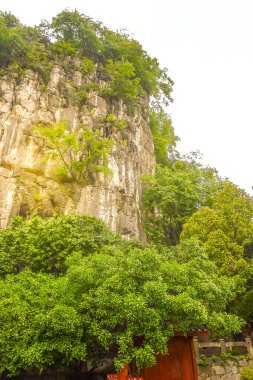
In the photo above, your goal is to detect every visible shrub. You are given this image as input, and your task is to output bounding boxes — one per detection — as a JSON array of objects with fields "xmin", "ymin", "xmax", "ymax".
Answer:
[
  {"xmin": 34, "ymin": 121, "xmax": 113, "ymax": 183},
  {"xmin": 241, "ymin": 367, "xmax": 253, "ymax": 380}
]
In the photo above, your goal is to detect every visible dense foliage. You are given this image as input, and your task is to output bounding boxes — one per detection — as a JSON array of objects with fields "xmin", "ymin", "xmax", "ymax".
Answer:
[
  {"xmin": 0, "ymin": 215, "xmax": 119, "ymax": 276},
  {"xmin": 181, "ymin": 182, "xmax": 253, "ymax": 275},
  {"xmin": 0, "ymin": 216, "xmax": 243, "ymax": 376},
  {"xmin": 0, "ymin": 10, "xmax": 173, "ymax": 107},
  {"xmin": 143, "ymin": 110, "xmax": 253, "ymax": 330},
  {"xmin": 143, "ymin": 154, "xmax": 223, "ymax": 247},
  {"xmin": 34, "ymin": 121, "xmax": 113, "ymax": 184},
  {"xmin": 0, "ymin": 271, "xmax": 86, "ymax": 376},
  {"xmin": 149, "ymin": 109, "xmax": 178, "ymax": 166}
]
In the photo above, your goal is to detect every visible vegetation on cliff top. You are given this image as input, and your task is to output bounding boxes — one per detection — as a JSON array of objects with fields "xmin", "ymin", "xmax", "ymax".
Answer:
[{"xmin": 0, "ymin": 9, "xmax": 173, "ymax": 107}]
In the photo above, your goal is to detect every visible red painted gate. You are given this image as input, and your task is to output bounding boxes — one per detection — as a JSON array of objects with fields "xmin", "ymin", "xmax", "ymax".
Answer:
[{"xmin": 143, "ymin": 337, "xmax": 198, "ymax": 380}]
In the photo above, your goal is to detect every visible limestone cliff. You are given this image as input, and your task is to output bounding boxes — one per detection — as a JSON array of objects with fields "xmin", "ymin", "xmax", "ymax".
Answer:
[{"xmin": 0, "ymin": 61, "xmax": 154, "ymax": 240}]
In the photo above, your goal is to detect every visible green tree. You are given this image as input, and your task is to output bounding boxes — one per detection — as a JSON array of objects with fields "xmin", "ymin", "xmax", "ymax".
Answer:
[
  {"xmin": 56, "ymin": 242, "xmax": 243, "ymax": 369},
  {"xmin": 180, "ymin": 182, "xmax": 253, "ymax": 323},
  {"xmin": 46, "ymin": 9, "xmax": 103, "ymax": 58},
  {"xmin": 35, "ymin": 121, "xmax": 113, "ymax": 183},
  {"xmin": 181, "ymin": 182, "xmax": 253, "ymax": 290},
  {"xmin": 0, "ymin": 11, "xmax": 20, "ymax": 28},
  {"xmin": 149, "ymin": 109, "xmax": 178, "ymax": 166},
  {"xmin": 101, "ymin": 28, "xmax": 173, "ymax": 104},
  {"xmin": 0, "ymin": 214, "xmax": 119, "ymax": 276},
  {"xmin": 0, "ymin": 242, "xmax": 243, "ymax": 376},
  {"xmin": 0, "ymin": 270, "xmax": 86, "ymax": 376},
  {"xmin": 0, "ymin": 20, "xmax": 28, "ymax": 68},
  {"xmin": 143, "ymin": 164, "xmax": 200, "ymax": 246},
  {"xmin": 102, "ymin": 60, "xmax": 142, "ymax": 104},
  {"xmin": 143, "ymin": 155, "xmax": 222, "ymax": 247},
  {"xmin": 212, "ymin": 182, "xmax": 253, "ymax": 245},
  {"xmin": 0, "ymin": 15, "xmax": 53, "ymax": 81}
]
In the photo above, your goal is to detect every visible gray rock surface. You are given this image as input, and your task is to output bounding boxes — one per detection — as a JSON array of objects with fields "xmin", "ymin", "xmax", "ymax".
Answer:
[{"xmin": 0, "ymin": 63, "xmax": 154, "ymax": 240}]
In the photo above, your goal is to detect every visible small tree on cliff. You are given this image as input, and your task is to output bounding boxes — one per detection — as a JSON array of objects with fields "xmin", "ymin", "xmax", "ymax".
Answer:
[{"xmin": 35, "ymin": 121, "xmax": 113, "ymax": 184}]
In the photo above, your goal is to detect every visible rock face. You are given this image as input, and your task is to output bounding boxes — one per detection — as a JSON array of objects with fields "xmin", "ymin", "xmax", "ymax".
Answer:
[{"xmin": 0, "ymin": 62, "xmax": 154, "ymax": 240}]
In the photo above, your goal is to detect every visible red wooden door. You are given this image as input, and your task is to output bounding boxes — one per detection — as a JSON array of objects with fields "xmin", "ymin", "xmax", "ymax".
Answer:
[{"xmin": 143, "ymin": 337, "xmax": 197, "ymax": 380}]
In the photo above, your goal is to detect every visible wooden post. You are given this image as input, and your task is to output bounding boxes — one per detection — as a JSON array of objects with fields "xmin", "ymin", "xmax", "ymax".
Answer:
[
  {"xmin": 219, "ymin": 338, "xmax": 226, "ymax": 353},
  {"xmin": 245, "ymin": 337, "xmax": 253, "ymax": 358},
  {"xmin": 192, "ymin": 336, "xmax": 200, "ymax": 360},
  {"xmin": 118, "ymin": 364, "xmax": 128, "ymax": 380}
]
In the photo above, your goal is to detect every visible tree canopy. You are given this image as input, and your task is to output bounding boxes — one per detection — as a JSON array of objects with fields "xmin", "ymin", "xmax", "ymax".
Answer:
[
  {"xmin": 181, "ymin": 182, "xmax": 253, "ymax": 278},
  {"xmin": 143, "ymin": 154, "xmax": 223, "ymax": 247},
  {"xmin": 0, "ymin": 218, "xmax": 243, "ymax": 375},
  {"xmin": 0, "ymin": 214, "xmax": 119, "ymax": 276}
]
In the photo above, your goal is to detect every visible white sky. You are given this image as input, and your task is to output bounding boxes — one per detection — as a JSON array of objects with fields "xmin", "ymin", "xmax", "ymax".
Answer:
[{"xmin": 1, "ymin": 0, "xmax": 253, "ymax": 193}]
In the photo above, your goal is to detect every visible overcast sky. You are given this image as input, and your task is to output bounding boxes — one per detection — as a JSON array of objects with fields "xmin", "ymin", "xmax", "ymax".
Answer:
[{"xmin": 1, "ymin": 0, "xmax": 253, "ymax": 193}]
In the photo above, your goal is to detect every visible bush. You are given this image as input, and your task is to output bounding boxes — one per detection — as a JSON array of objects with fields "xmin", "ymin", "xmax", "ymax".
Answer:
[
  {"xmin": 34, "ymin": 121, "xmax": 113, "ymax": 183},
  {"xmin": 80, "ymin": 57, "xmax": 95, "ymax": 76},
  {"xmin": 241, "ymin": 367, "xmax": 253, "ymax": 380},
  {"xmin": 51, "ymin": 40, "xmax": 78, "ymax": 57},
  {"xmin": 102, "ymin": 60, "xmax": 142, "ymax": 105}
]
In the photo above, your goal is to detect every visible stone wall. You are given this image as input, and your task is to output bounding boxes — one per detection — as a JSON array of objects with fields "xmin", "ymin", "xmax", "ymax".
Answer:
[
  {"xmin": 198, "ymin": 358, "xmax": 253, "ymax": 380},
  {"xmin": 0, "ymin": 61, "xmax": 155, "ymax": 240},
  {"xmin": 194, "ymin": 336, "xmax": 253, "ymax": 380}
]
